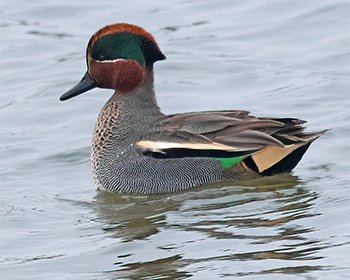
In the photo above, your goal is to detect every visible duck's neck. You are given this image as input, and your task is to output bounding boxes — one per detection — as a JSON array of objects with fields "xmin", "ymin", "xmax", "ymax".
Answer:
[
  {"xmin": 92, "ymin": 68, "xmax": 164, "ymax": 158},
  {"xmin": 120, "ymin": 67, "xmax": 160, "ymax": 109}
]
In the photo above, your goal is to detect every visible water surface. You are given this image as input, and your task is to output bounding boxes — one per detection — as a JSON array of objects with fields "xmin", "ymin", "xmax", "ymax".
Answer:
[{"xmin": 1, "ymin": 0, "xmax": 349, "ymax": 279}]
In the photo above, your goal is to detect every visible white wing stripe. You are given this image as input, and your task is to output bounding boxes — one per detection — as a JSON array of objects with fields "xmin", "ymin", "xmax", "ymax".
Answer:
[{"xmin": 136, "ymin": 140, "xmax": 237, "ymax": 152}]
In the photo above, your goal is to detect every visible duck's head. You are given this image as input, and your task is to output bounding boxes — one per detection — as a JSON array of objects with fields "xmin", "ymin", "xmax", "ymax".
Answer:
[{"xmin": 60, "ymin": 23, "xmax": 165, "ymax": 101}]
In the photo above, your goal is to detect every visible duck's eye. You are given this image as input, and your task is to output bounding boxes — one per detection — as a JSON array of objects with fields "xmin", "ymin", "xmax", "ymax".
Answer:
[{"xmin": 99, "ymin": 54, "xmax": 105, "ymax": 61}]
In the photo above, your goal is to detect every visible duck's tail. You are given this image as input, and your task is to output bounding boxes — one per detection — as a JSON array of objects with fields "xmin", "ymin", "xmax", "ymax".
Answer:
[{"xmin": 243, "ymin": 129, "xmax": 328, "ymax": 176}]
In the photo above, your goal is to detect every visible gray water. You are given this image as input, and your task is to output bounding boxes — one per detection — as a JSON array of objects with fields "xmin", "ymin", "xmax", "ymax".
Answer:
[{"xmin": 1, "ymin": 0, "xmax": 349, "ymax": 279}]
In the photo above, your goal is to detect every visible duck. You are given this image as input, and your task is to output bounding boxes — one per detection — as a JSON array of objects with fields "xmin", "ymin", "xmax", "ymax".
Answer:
[{"xmin": 60, "ymin": 23, "xmax": 326, "ymax": 194}]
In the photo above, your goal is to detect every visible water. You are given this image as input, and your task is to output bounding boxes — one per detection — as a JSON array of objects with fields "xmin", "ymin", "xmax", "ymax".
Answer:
[{"xmin": 1, "ymin": 0, "xmax": 349, "ymax": 279}]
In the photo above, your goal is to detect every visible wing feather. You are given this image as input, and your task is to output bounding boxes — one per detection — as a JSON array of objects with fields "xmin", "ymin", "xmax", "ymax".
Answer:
[{"xmin": 136, "ymin": 110, "xmax": 325, "ymax": 162}]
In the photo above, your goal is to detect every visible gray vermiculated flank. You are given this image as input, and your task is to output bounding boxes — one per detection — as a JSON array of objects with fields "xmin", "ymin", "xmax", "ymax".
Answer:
[{"xmin": 91, "ymin": 72, "xmax": 224, "ymax": 194}]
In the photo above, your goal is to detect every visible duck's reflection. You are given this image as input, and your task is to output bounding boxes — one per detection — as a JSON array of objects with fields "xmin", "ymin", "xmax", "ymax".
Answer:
[{"xmin": 93, "ymin": 174, "xmax": 324, "ymax": 278}]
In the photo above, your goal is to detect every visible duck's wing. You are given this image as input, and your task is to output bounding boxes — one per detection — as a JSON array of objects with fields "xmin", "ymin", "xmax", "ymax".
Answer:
[
  {"xmin": 137, "ymin": 110, "xmax": 280, "ymax": 156},
  {"xmin": 136, "ymin": 110, "xmax": 327, "ymax": 174}
]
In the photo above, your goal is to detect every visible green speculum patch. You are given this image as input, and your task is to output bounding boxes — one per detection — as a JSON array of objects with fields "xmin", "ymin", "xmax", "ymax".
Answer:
[
  {"xmin": 91, "ymin": 32, "xmax": 145, "ymax": 65},
  {"xmin": 217, "ymin": 156, "xmax": 246, "ymax": 169}
]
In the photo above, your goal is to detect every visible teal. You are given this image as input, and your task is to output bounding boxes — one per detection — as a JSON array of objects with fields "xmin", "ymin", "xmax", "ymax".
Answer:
[{"xmin": 60, "ymin": 23, "xmax": 326, "ymax": 194}]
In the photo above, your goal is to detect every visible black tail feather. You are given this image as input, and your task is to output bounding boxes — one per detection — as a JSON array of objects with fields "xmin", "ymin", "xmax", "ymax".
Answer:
[
  {"xmin": 261, "ymin": 143, "xmax": 312, "ymax": 176},
  {"xmin": 243, "ymin": 143, "xmax": 312, "ymax": 176}
]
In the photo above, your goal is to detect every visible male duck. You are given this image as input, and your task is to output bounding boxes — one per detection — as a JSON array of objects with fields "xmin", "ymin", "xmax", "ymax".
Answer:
[{"xmin": 60, "ymin": 23, "xmax": 325, "ymax": 194}]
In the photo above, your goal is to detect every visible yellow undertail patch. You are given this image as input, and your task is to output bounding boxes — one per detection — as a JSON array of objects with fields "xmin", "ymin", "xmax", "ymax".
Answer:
[{"xmin": 251, "ymin": 143, "xmax": 304, "ymax": 173}]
